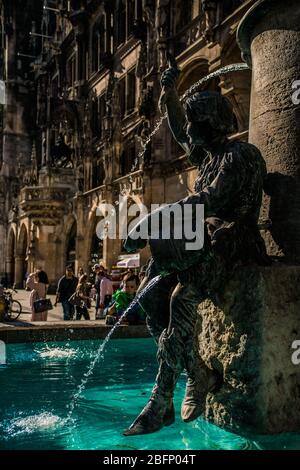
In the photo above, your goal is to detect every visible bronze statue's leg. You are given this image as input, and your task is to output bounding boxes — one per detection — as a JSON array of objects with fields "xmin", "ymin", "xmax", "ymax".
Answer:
[
  {"xmin": 123, "ymin": 275, "xmax": 220, "ymax": 435},
  {"xmin": 166, "ymin": 281, "xmax": 222, "ymax": 423},
  {"xmin": 123, "ymin": 262, "xmax": 179, "ymax": 436},
  {"xmin": 137, "ymin": 258, "xmax": 178, "ymax": 340}
]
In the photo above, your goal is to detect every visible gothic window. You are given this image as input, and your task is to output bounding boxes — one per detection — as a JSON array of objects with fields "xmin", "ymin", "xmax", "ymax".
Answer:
[
  {"xmin": 116, "ymin": 0, "xmax": 126, "ymax": 46},
  {"xmin": 119, "ymin": 69, "xmax": 137, "ymax": 119},
  {"xmin": 92, "ymin": 16, "xmax": 105, "ymax": 73},
  {"xmin": 127, "ymin": 0, "xmax": 135, "ymax": 38},
  {"xmin": 174, "ymin": 0, "xmax": 193, "ymax": 34},
  {"xmin": 127, "ymin": 68, "xmax": 136, "ymax": 114},
  {"xmin": 109, "ymin": 13, "xmax": 114, "ymax": 54},
  {"xmin": 116, "ymin": 0, "xmax": 136, "ymax": 45},
  {"xmin": 92, "ymin": 99, "xmax": 99, "ymax": 137},
  {"xmin": 99, "ymin": 94, "xmax": 106, "ymax": 138},
  {"xmin": 92, "ymin": 94, "xmax": 106, "ymax": 139},
  {"xmin": 92, "ymin": 158, "xmax": 105, "ymax": 188},
  {"xmin": 120, "ymin": 143, "xmax": 136, "ymax": 176},
  {"xmin": 119, "ymin": 77, "xmax": 126, "ymax": 119}
]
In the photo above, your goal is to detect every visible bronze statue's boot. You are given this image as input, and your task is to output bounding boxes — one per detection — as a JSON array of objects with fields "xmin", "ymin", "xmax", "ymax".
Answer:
[
  {"xmin": 124, "ymin": 329, "xmax": 182, "ymax": 436},
  {"xmin": 123, "ymin": 384, "xmax": 174, "ymax": 436},
  {"xmin": 181, "ymin": 366, "xmax": 223, "ymax": 423}
]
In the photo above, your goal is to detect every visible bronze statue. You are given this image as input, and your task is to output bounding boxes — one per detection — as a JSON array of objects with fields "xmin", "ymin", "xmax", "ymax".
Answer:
[{"xmin": 123, "ymin": 60, "xmax": 270, "ymax": 436}]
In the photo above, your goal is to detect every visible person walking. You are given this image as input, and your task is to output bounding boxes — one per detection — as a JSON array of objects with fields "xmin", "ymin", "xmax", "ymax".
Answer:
[
  {"xmin": 93, "ymin": 264, "xmax": 105, "ymax": 318},
  {"xmin": 26, "ymin": 270, "xmax": 49, "ymax": 321},
  {"xmin": 98, "ymin": 272, "xmax": 113, "ymax": 319},
  {"xmin": 55, "ymin": 266, "xmax": 78, "ymax": 321},
  {"xmin": 75, "ymin": 274, "xmax": 91, "ymax": 320},
  {"xmin": 77, "ymin": 267, "xmax": 85, "ymax": 277}
]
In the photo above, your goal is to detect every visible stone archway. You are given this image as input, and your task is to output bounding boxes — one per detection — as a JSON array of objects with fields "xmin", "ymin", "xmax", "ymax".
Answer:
[
  {"xmin": 177, "ymin": 57, "xmax": 216, "ymax": 96},
  {"xmin": 6, "ymin": 229, "xmax": 16, "ymax": 287}
]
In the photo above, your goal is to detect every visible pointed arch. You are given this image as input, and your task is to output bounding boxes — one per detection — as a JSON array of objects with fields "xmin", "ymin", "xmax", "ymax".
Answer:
[{"xmin": 177, "ymin": 57, "xmax": 218, "ymax": 96}]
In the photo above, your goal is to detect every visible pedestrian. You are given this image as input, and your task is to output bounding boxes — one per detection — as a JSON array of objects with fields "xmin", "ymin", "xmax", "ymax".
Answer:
[
  {"xmin": 75, "ymin": 274, "xmax": 91, "ymax": 320},
  {"xmin": 97, "ymin": 272, "xmax": 113, "ymax": 319},
  {"xmin": 55, "ymin": 266, "xmax": 78, "ymax": 321},
  {"xmin": 26, "ymin": 270, "xmax": 49, "ymax": 321},
  {"xmin": 93, "ymin": 264, "xmax": 105, "ymax": 318},
  {"xmin": 24, "ymin": 271, "xmax": 29, "ymax": 289},
  {"xmin": 77, "ymin": 267, "xmax": 85, "ymax": 277}
]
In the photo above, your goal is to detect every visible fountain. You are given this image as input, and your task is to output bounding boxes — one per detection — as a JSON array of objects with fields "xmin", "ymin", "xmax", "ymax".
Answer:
[
  {"xmin": 196, "ymin": 0, "xmax": 300, "ymax": 435},
  {"xmin": 67, "ymin": 63, "xmax": 251, "ymax": 422},
  {"xmin": 24, "ymin": 3, "xmax": 300, "ymax": 436}
]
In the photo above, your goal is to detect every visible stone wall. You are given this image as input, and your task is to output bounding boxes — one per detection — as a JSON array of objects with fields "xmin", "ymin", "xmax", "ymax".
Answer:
[{"xmin": 197, "ymin": 264, "xmax": 300, "ymax": 434}]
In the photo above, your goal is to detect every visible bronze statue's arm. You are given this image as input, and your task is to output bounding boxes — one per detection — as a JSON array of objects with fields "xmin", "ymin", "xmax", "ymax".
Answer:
[
  {"xmin": 159, "ymin": 62, "xmax": 190, "ymax": 153},
  {"xmin": 164, "ymin": 89, "xmax": 190, "ymax": 152}
]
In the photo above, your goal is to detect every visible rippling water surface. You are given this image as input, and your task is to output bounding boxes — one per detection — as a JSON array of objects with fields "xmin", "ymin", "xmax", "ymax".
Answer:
[{"xmin": 0, "ymin": 339, "xmax": 299, "ymax": 450}]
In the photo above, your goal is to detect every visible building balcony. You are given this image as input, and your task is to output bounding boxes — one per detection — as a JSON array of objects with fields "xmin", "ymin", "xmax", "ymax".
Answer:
[{"xmin": 172, "ymin": 14, "xmax": 206, "ymax": 58}]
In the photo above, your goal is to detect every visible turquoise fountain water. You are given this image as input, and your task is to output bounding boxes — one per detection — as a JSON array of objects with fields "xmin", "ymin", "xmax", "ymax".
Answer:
[{"xmin": 1, "ymin": 338, "xmax": 300, "ymax": 450}]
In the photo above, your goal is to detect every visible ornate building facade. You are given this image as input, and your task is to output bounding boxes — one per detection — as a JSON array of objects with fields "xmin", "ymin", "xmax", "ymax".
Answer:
[{"xmin": 0, "ymin": 0, "xmax": 253, "ymax": 288}]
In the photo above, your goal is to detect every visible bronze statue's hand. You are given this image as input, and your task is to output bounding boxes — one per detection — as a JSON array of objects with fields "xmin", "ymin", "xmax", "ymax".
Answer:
[
  {"xmin": 160, "ymin": 67, "xmax": 179, "ymax": 90},
  {"xmin": 124, "ymin": 215, "xmax": 149, "ymax": 253},
  {"xmin": 180, "ymin": 194, "xmax": 202, "ymax": 206},
  {"xmin": 159, "ymin": 68, "xmax": 179, "ymax": 114},
  {"xmin": 123, "ymin": 236, "xmax": 147, "ymax": 253}
]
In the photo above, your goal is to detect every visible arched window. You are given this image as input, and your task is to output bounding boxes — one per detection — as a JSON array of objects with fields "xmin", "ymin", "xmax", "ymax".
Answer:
[
  {"xmin": 116, "ymin": 0, "xmax": 136, "ymax": 46},
  {"xmin": 92, "ymin": 158, "xmax": 105, "ymax": 188},
  {"xmin": 116, "ymin": 0, "xmax": 126, "ymax": 46},
  {"xmin": 118, "ymin": 69, "xmax": 137, "ymax": 119},
  {"xmin": 91, "ymin": 94, "xmax": 106, "ymax": 138},
  {"xmin": 92, "ymin": 16, "xmax": 105, "ymax": 72},
  {"xmin": 120, "ymin": 143, "xmax": 136, "ymax": 176},
  {"xmin": 174, "ymin": 0, "xmax": 193, "ymax": 34}
]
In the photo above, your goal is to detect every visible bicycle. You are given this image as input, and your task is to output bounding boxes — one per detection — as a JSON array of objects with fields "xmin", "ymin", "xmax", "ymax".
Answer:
[{"xmin": 0, "ymin": 288, "xmax": 22, "ymax": 321}]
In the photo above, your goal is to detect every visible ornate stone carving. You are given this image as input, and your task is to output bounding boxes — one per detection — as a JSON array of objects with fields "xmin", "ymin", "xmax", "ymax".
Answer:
[
  {"xmin": 202, "ymin": 0, "xmax": 218, "ymax": 42},
  {"xmin": 51, "ymin": 133, "xmax": 74, "ymax": 168}
]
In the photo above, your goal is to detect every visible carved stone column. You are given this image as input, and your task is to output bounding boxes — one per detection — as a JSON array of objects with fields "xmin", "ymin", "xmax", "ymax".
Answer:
[
  {"xmin": 237, "ymin": 0, "xmax": 300, "ymax": 262},
  {"xmin": 14, "ymin": 256, "xmax": 25, "ymax": 289}
]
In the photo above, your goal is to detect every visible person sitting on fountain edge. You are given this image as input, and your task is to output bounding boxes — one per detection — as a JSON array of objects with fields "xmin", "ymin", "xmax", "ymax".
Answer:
[{"xmin": 122, "ymin": 59, "xmax": 271, "ymax": 436}]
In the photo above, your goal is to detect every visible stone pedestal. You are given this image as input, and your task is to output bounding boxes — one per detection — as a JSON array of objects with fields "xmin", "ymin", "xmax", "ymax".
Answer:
[
  {"xmin": 198, "ymin": 265, "xmax": 300, "ymax": 434},
  {"xmin": 237, "ymin": 0, "xmax": 300, "ymax": 262}
]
